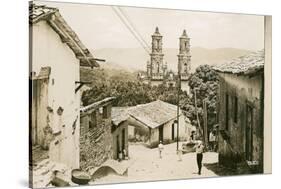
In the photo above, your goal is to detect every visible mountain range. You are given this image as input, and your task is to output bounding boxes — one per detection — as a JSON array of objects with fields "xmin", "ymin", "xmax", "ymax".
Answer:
[{"xmin": 91, "ymin": 47, "xmax": 252, "ymax": 72}]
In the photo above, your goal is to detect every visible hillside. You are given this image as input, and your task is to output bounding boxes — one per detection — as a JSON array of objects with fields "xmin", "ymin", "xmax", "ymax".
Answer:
[{"xmin": 91, "ymin": 47, "xmax": 251, "ymax": 72}]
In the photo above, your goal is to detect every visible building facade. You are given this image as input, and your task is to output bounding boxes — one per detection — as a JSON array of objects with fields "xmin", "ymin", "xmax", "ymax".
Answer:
[
  {"xmin": 214, "ymin": 50, "xmax": 264, "ymax": 172},
  {"xmin": 127, "ymin": 100, "xmax": 192, "ymax": 148},
  {"xmin": 144, "ymin": 28, "xmax": 191, "ymax": 93},
  {"xmin": 80, "ymin": 97, "xmax": 114, "ymax": 169},
  {"xmin": 111, "ymin": 107, "xmax": 129, "ymax": 160},
  {"xmin": 80, "ymin": 97, "xmax": 129, "ymax": 169},
  {"xmin": 30, "ymin": 3, "xmax": 99, "ymax": 168},
  {"xmin": 29, "ymin": 4, "xmax": 99, "ymax": 187}
]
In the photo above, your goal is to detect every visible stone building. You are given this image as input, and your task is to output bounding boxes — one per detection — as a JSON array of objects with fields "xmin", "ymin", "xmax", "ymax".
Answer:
[
  {"xmin": 144, "ymin": 27, "xmax": 191, "ymax": 93},
  {"xmin": 214, "ymin": 50, "xmax": 264, "ymax": 172},
  {"xmin": 127, "ymin": 100, "xmax": 192, "ymax": 148},
  {"xmin": 80, "ymin": 97, "xmax": 129, "ymax": 169},
  {"xmin": 80, "ymin": 97, "xmax": 115, "ymax": 169}
]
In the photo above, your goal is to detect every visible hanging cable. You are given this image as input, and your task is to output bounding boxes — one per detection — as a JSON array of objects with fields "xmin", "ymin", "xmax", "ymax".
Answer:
[
  {"xmin": 117, "ymin": 7, "xmax": 151, "ymax": 51},
  {"xmin": 111, "ymin": 6, "xmax": 151, "ymax": 55}
]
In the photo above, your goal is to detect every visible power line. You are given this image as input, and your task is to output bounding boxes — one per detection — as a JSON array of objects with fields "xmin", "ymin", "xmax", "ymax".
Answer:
[
  {"xmin": 117, "ymin": 7, "xmax": 151, "ymax": 51},
  {"xmin": 111, "ymin": 6, "xmax": 150, "ymax": 55}
]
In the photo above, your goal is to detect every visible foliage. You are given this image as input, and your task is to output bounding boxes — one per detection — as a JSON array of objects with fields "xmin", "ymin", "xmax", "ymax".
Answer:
[
  {"xmin": 187, "ymin": 65, "xmax": 219, "ymax": 130},
  {"xmin": 81, "ymin": 65, "xmax": 219, "ymax": 132},
  {"xmin": 80, "ymin": 68, "xmax": 189, "ymax": 107}
]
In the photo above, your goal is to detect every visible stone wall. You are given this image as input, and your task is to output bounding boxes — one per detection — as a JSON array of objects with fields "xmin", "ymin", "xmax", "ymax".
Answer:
[
  {"xmin": 80, "ymin": 110, "xmax": 113, "ymax": 170},
  {"xmin": 217, "ymin": 73, "xmax": 263, "ymax": 172}
]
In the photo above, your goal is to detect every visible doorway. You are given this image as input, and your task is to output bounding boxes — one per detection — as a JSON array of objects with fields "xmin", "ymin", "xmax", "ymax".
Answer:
[
  {"xmin": 116, "ymin": 135, "xmax": 120, "ymax": 159},
  {"xmin": 159, "ymin": 125, "xmax": 164, "ymax": 143},
  {"xmin": 171, "ymin": 123, "xmax": 175, "ymax": 140},
  {"xmin": 122, "ymin": 128, "xmax": 125, "ymax": 152},
  {"xmin": 246, "ymin": 104, "xmax": 253, "ymax": 161}
]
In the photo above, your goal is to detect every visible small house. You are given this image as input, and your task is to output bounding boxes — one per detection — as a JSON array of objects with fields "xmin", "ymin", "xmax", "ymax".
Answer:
[{"xmin": 128, "ymin": 100, "xmax": 192, "ymax": 147}]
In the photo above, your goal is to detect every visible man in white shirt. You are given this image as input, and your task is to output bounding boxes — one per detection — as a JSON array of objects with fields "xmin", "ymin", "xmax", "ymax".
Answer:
[
  {"xmin": 209, "ymin": 130, "xmax": 216, "ymax": 151},
  {"xmin": 194, "ymin": 140, "xmax": 204, "ymax": 175},
  {"xmin": 158, "ymin": 141, "xmax": 164, "ymax": 159}
]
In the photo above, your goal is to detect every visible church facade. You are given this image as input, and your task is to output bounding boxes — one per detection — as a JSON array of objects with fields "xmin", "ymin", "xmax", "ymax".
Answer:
[{"xmin": 143, "ymin": 27, "xmax": 191, "ymax": 93}]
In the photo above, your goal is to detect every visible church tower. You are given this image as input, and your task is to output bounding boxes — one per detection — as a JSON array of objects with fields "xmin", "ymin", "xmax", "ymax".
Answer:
[
  {"xmin": 178, "ymin": 29, "xmax": 191, "ymax": 81},
  {"xmin": 150, "ymin": 27, "xmax": 164, "ymax": 80}
]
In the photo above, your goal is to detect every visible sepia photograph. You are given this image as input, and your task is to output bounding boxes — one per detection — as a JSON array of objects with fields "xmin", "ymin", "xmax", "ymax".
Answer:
[{"xmin": 29, "ymin": 0, "xmax": 272, "ymax": 188}]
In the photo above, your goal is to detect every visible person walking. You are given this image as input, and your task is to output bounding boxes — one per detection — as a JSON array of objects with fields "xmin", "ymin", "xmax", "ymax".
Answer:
[
  {"xmin": 209, "ymin": 130, "xmax": 216, "ymax": 151},
  {"xmin": 158, "ymin": 141, "xmax": 164, "ymax": 159},
  {"xmin": 177, "ymin": 143, "xmax": 183, "ymax": 161},
  {"xmin": 194, "ymin": 140, "xmax": 204, "ymax": 175}
]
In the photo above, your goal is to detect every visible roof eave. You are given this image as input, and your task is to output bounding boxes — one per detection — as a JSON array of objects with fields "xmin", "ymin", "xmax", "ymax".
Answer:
[{"xmin": 30, "ymin": 4, "xmax": 101, "ymax": 68}]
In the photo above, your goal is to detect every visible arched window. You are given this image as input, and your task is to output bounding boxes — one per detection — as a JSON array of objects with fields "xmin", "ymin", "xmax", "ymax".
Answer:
[{"xmin": 184, "ymin": 63, "xmax": 188, "ymax": 72}]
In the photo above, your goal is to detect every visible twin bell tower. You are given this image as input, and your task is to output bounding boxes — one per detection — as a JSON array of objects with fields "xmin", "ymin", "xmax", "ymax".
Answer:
[{"xmin": 145, "ymin": 27, "xmax": 191, "ymax": 92}]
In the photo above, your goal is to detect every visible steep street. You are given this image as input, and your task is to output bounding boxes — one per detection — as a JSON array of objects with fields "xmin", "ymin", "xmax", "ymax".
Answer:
[{"xmin": 93, "ymin": 142, "xmax": 218, "ymax": 184}]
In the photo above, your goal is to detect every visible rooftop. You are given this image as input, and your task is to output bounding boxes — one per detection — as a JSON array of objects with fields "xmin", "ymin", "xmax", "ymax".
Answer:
[
  {"xmin": 128, "ymin": 100, "xmax": 180, "ymax": 129},
  {"xmin": 213, "ymin": 50, "xmax": 264, "ymax": 75},
  {"xmin": 111, "ymin": 107, "xmax": 130, "ymax": 126},
  {"xmin": 29, "ymin": 4, "xmax": 100, "ymax": 68},
  {"xmin": 80, "ymin": 97, "xmax": 116, "ymax": 113}
]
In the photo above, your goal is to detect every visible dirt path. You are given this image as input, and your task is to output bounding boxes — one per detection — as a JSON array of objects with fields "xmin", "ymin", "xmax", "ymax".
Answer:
[{"xmin": 93, "ymin": 142, "xmax": 218, "ymax": 184}]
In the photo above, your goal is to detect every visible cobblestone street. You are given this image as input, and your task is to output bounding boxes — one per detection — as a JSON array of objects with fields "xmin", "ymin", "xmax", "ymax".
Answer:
[{"xmin": 93, "ymin": 142, "xmax": 218, "ymax": 184}]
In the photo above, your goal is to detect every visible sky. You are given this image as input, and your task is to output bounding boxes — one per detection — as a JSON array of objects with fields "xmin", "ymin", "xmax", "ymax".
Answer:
[{"xmin": 37, "ymin": 1, "xmax": 265, "ymax": 51}]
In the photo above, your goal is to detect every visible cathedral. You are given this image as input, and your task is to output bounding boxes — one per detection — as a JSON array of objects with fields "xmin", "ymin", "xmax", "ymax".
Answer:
[{"xmin": 143, "ymin": 27, "xmax": 191, "ymax": 93}]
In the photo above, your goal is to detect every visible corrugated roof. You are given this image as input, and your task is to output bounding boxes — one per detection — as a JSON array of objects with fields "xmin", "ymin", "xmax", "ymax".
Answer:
[
  {"xmin": 128, "ymin": 100, "xmax": 180, "ymax": 129},
  {"xmin": 29, "ymin": 3, "xmax": 99, "ymax": 68},
  {"xmin": 213, "ymin": 50, "xmax": 264, "ymax": 75}
]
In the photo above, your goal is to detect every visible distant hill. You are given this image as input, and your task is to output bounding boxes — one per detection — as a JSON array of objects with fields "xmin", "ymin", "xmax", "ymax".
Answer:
[{"xmin": 91, "ymin": 47, "xmax": 251, "ymax": 73}]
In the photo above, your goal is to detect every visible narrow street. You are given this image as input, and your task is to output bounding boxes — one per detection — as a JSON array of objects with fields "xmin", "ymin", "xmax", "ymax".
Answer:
[{"xmin": 93, "ymin": 142, "xmax": 218, "ymax": 184}]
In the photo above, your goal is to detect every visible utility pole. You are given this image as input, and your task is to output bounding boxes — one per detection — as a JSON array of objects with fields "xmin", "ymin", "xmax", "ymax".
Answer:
[
  {"xmin": 194, "ymin": 88, "xmax": 203, "ymax": 138},
  {"xmin": 176, "ymin": 74, "xmax": 181, "ymax": 151},
  {"xmin": 203, "ymin": 99, "xmax": 208, "ymax": 144}
]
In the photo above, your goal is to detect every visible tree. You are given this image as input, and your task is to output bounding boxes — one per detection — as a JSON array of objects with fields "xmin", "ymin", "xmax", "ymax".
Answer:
[{"xmin": 186, "ymin": 65, "xmax": 219, "ymax": 131}]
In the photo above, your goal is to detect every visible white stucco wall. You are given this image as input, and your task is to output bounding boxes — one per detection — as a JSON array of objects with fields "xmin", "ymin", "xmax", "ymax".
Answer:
[
  {"xmin": 163, "ymin": 115, "xmax": 190, "ymax": 141},
  {"xmin": 149, "ymin": 114, "xmax": 191, "ymax": 146},
  {"xmin": 31, "ymin": 21, "xmax": 80, "ymax": 169}
]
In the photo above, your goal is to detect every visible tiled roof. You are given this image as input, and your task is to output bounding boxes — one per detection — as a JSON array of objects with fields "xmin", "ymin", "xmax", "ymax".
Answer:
[
  {"xmin": 128, "ymin": 100, "xmax": 180, "ymax": 129},
  {"xmin": 29, "ymin": 4, "xmax": 99, "ymax": 68},
  {"xmin": 111, "ymin": 107, "xmax": 130, "ymax": 126},
  {"xmin": 213, "ymin": 50, "xmax": 264, "ymax": 75}
]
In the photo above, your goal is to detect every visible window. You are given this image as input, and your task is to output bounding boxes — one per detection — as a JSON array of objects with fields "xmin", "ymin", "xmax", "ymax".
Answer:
[
  {"xmin": 225, "ymin": 94, "xmax": 229, "ymax": 130},
  {"xmin": 233, "ymin": 96, "xmax": 238, "ymax": 124},
  {"xmin": 103, "ymin": 105, "xmax": 111, "ymax": 119}
]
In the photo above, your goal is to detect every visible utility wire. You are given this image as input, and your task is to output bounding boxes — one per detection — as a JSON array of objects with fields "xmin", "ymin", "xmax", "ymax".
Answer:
[
  {"xmin": 111, "ymin": 6, "xmax": 151, "ymax": 55},
  {"xmin": 117, "ymin": 7, "xmax": 151, "ymax": 51}
]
